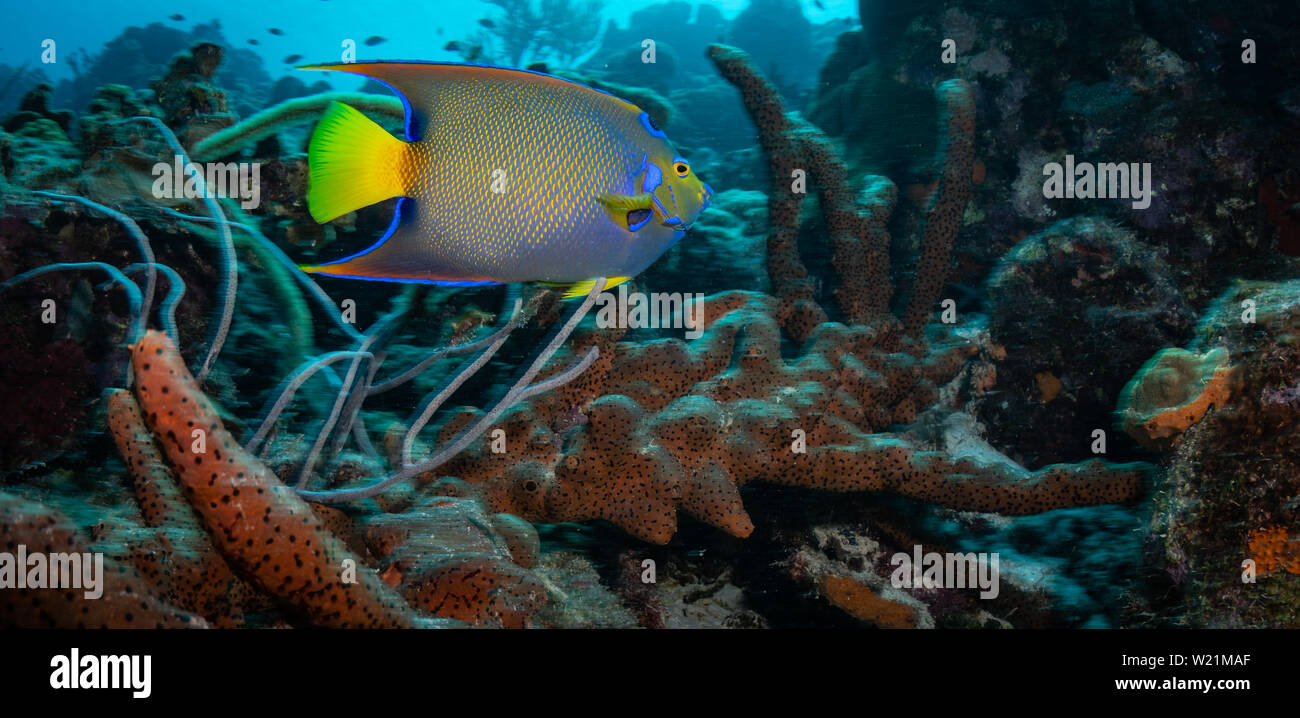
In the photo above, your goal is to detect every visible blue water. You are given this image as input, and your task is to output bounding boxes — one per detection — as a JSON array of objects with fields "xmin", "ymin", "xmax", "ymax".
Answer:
[{"xmin": 2, "ymin": 0, "xmax": 857, "ymax": 84}]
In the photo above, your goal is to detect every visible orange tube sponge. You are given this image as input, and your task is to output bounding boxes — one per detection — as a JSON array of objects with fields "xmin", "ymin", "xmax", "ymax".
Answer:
[
  {"xmin": 107, "ymin": 388, "xmax": 193, "ymax": 529},
  {"xmin": 707, "ymin": 44, "xmax": 827, "ymax": 341},
  {"xmin": 899, "ymin": 79, "xmax": 976, "ymax": 337},
  {"xmin": 707, "ymin": 44, "xmax": 974, "ymax": 339},
  {"xmin": 128, "ymin": 330, "xmax": 420, "ymax": 628},
  {"xmin": 107, "ymin": 387, "xmax": 267, "ymax": 625}
]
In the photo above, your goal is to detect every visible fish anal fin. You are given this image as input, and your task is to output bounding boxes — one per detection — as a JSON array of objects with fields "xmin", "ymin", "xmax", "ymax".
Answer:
[
  {"xmin": 299, "ymin": 197, "xmax": 497, "ymax": 285},
  {"xmin": 562, "ymin": 277, "xmax": 630, "ymax": 299}
]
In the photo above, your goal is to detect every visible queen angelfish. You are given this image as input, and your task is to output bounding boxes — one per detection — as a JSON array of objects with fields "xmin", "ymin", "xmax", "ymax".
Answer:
[{"xmin": 299, "ymin": 61, "xmax": 713, "ymax": 297}]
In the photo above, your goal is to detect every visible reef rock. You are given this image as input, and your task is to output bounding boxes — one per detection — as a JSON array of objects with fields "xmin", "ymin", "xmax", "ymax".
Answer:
[
  {"xmin": 981, "ymin": 216, "xmax": 1194, "ymax": 466},
  {"xmin": 1140, "ymin": 278, "xmax": 1300, "ymax": 626}
]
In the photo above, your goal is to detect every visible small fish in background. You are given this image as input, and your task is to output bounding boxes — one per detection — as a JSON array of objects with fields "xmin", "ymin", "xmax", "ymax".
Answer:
[
  {"xmin": 444, "ymin": 40, "xmax": 483, "ymax": 61},
  {"xmin": 364, "ymin": 36, "xmax": 387, "ymax": 47},
  {"xmin": 812, "ymin": 0, "xmax": 824, "ymax": 9},
  {"xmin": 168, "ymin": 13, "xmax": 185, "ymax": 21},
  {"xmin": 298, "ymin": 61, "xmax": 712, "ymax": 295},
  {"xmin": 248, "ymin": 38, "xmax": 260, "ymax": 45},
  {"xmin": 268, "ymin": 27, "xmax": 284, "ymax": 36},
  {"xmin": 477, "ymin": 18, "xmax": 496, "ymax": 29},
  {"xmin": 436, "ymin": 27, "xmax": 444, "ymax": 35},
  {"xmin": 284, "ymin": 54, "xmax": 304, "ymax": 64}
]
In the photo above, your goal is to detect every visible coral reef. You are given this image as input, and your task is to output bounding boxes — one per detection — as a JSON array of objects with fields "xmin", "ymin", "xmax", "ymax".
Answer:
[
  {"xmin": 982, "ymin": 216, "xmax": 1196, "ymax": 465},
  {"xmin": 0, "ymin": 85, "xmax": 81, "ymax": 189},
  {"xmin": 151, "ymin": 42, "xmax": 237, "ymax": 146},
  {"xmin": 811, "ymin": 1, "xmax": 1296, "ymax": 308},
  {"xmin": 727, "ymin": 0, "xmax": 818, "ymax": 95},
  {"xmin": 583, "ymin": 2, "xmax": 727, "ymax": 79},
  {"xmin": 342, "ymin": 51, "xmax": 1153, "ymax": 632},
  {"xmin": 48, "ymin": 21, "xmax": 273, "ymax": 118},
  {"xmin": 1, "ymin": 330, "xmax": 552, "ymax": 628},
  {"xmin": 15, "ymin": 1, "xmax": 1299, "ymax": 629},
  {"xmin": 3, "ymin": 83, "xmax": 74, "ymax": 137},
  {"xmin": 1131, "ymin": 279, "xmax": 1300, "ymax": 627},
  {"xmin": 2, "ymin": 33, "xmax": 1154, "ymax": 629}
]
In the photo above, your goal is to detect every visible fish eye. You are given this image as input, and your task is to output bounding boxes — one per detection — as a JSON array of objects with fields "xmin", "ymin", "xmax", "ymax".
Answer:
[{"xmin": 673, "ymin": 162, "xmax": 690, "ymax": 177}]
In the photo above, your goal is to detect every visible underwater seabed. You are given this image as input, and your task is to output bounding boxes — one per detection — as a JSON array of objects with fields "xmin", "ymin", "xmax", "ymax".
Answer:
[{"xmin": 3, "ymin": 1, "xmax": 1300, "ymax": 629}]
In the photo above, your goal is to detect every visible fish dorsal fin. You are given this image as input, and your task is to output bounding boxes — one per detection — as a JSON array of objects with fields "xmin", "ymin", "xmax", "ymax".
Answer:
[
  {"xmin": 300, "ymin": 61, "xmax": 641, "ymax": 142},
  {"xmin": 599, "ymin": 193, "xmax": 655, "ymax": 232}
]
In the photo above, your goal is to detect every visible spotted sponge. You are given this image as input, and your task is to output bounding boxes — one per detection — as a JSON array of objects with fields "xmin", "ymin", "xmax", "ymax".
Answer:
[
  {"xmin": 128, "ymin": 330, "xmax": 422, "ymax": 628},
  {"xmin": 0, "ymin": 492, "xmax": 207, "ymax": 628},
  {"xmin": 107, "ymin": 388, "xmax": 268, "ymax": 625}
]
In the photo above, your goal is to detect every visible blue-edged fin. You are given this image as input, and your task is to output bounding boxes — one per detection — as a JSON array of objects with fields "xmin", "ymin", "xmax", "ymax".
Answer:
[
  {"xmin": 298, "ymin": 197, "xmax": 500, "ymax": 285},
  {"xmin": 307, "ymin": 101, "xmax": 412, "ymax": 223}
]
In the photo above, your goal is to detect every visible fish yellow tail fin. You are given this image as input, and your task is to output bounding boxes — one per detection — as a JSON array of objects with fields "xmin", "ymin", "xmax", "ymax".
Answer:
[{"xmin": 308, "ymin": 101, "xmax": 411, "ymax": 223}]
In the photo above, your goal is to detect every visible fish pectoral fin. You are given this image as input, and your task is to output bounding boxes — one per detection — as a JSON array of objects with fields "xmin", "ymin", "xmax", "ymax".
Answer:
[
  {"xmin": 598, "ymin": 193, "xmax": 655, "ymax": 232},
  {"xmin": 560, "ymin": 277, "xmax": 630, "ymax": 299}
]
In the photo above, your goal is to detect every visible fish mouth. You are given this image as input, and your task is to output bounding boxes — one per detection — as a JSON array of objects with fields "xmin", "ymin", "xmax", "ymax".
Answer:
[
  {"xmin": 665, "ymin": 183, "xmax": 713, "ymax": 229},
  {"xmin": 650, "ymin": 183, "xmax": 711, "ymax": 232},
  {"xmin": 649, "ymin": 193, "xmax": 689, "ymax": 231}
]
